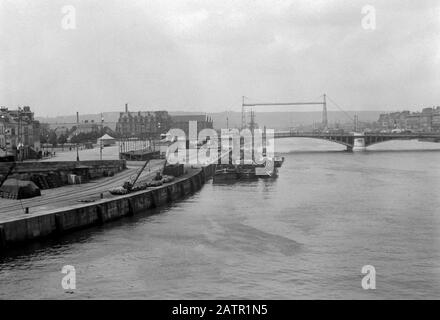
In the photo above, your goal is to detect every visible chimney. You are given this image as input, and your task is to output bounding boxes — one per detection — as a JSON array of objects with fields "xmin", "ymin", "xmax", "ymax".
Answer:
[{"xmin": 125, "ymin": 103, "xmax": 128, "ymax": 113}]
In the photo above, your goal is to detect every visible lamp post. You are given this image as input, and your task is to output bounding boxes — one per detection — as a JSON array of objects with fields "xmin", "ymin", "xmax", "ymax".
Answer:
[
  {"xmin": 17, "ymin": 108, "xmax": 24, "ymax": 162},
  {"xmin": 76, "ymin": 111, "xmax": 80, "ymax": 162},
  {"xmin": 1, "ymin": 115, "xmax": 6, "ymax": 156},
  {"xmin": 76, "ymin": 137, "xmax": 79, "ymax": 161},
  {"xmin": 155, "ymin": 121, "xmax": 161, "ymax": 152},
  {"xmin": 100, "ymin": 113, "xmax": 104, "ymax": 161}
]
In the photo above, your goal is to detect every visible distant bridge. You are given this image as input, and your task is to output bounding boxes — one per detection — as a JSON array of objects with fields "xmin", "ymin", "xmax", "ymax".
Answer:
[
  {"xmin": 242, "ymin": 94, "xmax": 328, "ymax": 129},
  {"xmin": 274, "ymin": 131, "xmax": 440, "ymax": 151}
]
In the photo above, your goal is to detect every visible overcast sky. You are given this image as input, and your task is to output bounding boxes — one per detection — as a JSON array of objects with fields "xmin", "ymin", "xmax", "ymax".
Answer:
[{"xmin": 1, "ymin": 0, "xmax": 439, "ymax": 116}]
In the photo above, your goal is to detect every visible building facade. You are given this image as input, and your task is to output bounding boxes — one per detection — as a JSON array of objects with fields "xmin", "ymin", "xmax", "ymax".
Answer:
[
  {"xmin": 115, "ymin": 104, "xmax": 172, "ymax": 138},
  {"xmin": 170, "ymin": 114, "xmax": 214, "ymax": 136},
  {"xmin": 378, "ymin": 107, "xmax": 440, "ymax": 132},
  {"xmin": 0, "ymin": 106, "xmax": 41, "ymax": 160}
]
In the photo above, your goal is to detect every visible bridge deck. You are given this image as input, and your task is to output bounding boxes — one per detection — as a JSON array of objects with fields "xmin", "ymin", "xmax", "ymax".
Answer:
[
  {"xmin": 273, "ymin": 131, "xmax": 440, "ymax": 149},
  {"xmin": 274, "ymin": 132, "xmax": 440, "ymax": 139}
]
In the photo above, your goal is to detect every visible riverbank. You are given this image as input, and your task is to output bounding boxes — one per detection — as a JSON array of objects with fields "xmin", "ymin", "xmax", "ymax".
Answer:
[{"xmin": 0, "ymin": 164, "xmax": 216, "ymax": 250}]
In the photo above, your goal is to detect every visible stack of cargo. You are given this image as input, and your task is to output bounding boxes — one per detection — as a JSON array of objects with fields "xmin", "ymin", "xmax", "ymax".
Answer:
[
  {"xmin": 30, "ymin": 172, "xmax": 65, "ymax": 189},
  {"xmin": 0, "ymin": 179, "xmax": 41, "ymax": 199},
  {"xmin": 108, "ymin": 186, "xmax": 129, "ymax": 195},
  {"xmin": 46, "ymin": 172, "xmax": 64, "ymax": 188},
  {"xmin": 103, "ymin": 170, "xmax": 115, "ymax": 177},
  {"xmin": 108, "ymin": 175, "xmax": 174, "ymax": 195},
  {"xmin": 30, "ymin": 174, "xmax": 50, "ymax": 189}
]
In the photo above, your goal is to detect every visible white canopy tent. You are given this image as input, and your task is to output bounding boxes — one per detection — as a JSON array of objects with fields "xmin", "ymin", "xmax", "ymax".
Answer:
[{"xmin": 97, "ymin": 134, "xmax": 116, "ymax": 146}]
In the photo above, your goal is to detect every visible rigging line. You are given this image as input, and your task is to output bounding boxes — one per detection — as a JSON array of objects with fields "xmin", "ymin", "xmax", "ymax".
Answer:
[{"xmin": 326, "ymin": 96, "xmax": 355, "ymax": 122}]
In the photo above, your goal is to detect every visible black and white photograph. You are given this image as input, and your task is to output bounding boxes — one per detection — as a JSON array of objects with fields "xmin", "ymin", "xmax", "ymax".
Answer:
[{"xmin": 1, "ymin": 0, "xmax": 440, "ymax": 305}]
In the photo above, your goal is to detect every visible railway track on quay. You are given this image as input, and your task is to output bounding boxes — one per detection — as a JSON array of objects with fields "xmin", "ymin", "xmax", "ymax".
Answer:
[{"xmin": 0, "ymin": 160, "xmax": 166, "ymax": 219}]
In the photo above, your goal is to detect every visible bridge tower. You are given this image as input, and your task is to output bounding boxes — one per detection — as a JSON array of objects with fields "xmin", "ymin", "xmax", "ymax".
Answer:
[
  {"xmin": 322, "ymin": 94, "xmax": 328, "ymax": 129},
  {"xmin": 353, "ymin": 114, "xmax": 359, "ymax": 132}
]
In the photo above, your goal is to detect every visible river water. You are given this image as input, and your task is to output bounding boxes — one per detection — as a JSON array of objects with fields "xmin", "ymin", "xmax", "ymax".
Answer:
[{"xmin": 1, "ymin": 139, "xmax": 440, "ymax": 299}]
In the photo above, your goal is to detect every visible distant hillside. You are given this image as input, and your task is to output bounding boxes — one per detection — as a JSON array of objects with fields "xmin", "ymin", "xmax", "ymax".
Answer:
[
  {"xmin": 37, "ymin": 110, "xmax": 385, "ymax": 130},
  {"xmin": 36, "ymin": 112, "xmax": 121, "ymax": 130},
  {"xmin": 36, "ymin": 111, "xmax": 205, "ymax": 130}
]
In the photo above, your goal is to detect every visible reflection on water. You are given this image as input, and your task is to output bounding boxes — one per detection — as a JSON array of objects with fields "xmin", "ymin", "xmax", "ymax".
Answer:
[{"xmin": 1, "ymin": 139, "xmax": 440, "ymax": 299}]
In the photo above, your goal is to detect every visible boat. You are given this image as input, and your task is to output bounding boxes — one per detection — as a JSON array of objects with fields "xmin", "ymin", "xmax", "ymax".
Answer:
[
  {"xmin": 213, "ymin": 165, "xmax": 239, "ymax": 182},
  {"xmin": 237, "ymin": 165, "xmax": 257, "ymax": 179}
]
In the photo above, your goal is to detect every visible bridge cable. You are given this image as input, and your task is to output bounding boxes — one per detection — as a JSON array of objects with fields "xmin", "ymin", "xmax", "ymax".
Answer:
[
  {"xmin": 314, "ymin": 94, "xmax": 325, "ymax": 102},
  {"xmin": 326, "ymin": 95, "xmax": 355, "ymax": 122}
]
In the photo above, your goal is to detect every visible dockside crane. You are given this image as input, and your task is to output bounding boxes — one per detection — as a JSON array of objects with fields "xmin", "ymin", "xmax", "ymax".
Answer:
[
  {"xmin": 122, "ymin": 159, "xmax": 151, "ymax": 192},
  {"xmin": 121, "ymin": 158, "xmax": 168, "ymax": 193}
]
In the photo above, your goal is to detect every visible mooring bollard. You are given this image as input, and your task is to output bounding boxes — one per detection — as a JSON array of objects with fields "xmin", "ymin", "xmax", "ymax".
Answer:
[
  {"xmin": 25, "ymin": 207, "xmax": 29, "ymax": 214},
  {"xmin": 100, "ymin": 193, "xmax": 104, "ymax": 199}
]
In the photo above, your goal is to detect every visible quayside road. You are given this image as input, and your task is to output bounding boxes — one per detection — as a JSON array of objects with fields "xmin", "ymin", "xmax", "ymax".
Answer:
[{"xmin": 0, "ymin": 159, "xmax": 166, "ymax": 222}]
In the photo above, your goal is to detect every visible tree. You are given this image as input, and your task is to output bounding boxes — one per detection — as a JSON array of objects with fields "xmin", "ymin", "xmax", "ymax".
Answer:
[
  {"xmin": 40, "ymin": 134, "xmax": 48, "ymax": 144},
  {"xmin": 48, "ymin": 131, "xmax": 58, "ymax": 147},
  {"xmin": 58, "ymin": 133, "xmax": 67, "ymax": 144}
]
